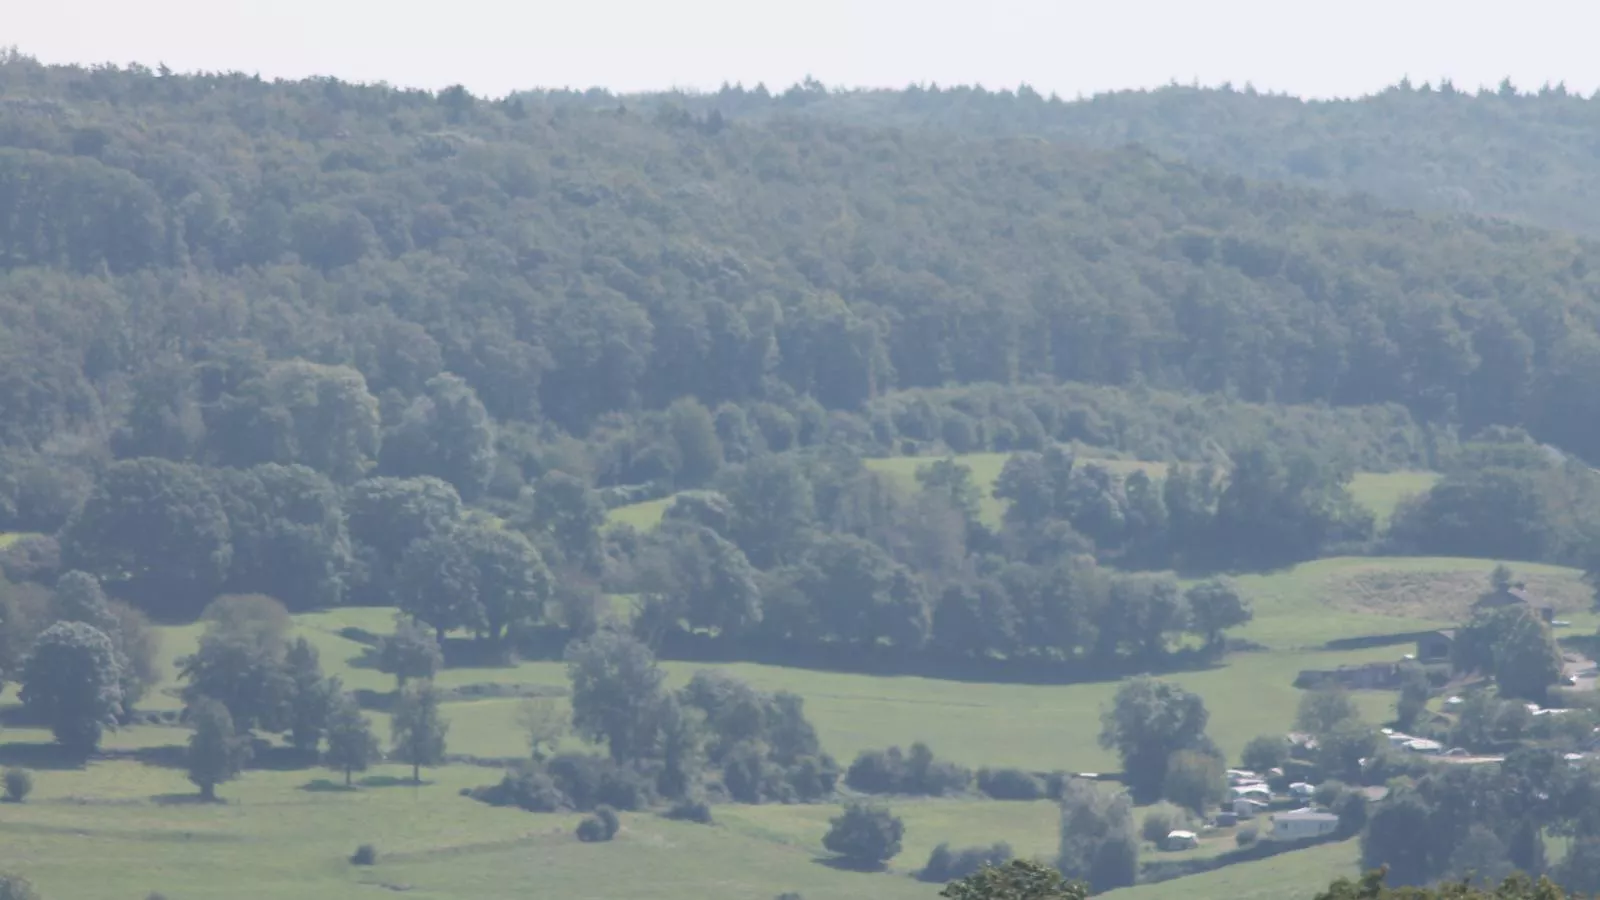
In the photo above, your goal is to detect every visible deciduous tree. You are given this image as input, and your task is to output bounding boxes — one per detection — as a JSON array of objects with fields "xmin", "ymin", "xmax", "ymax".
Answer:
[
  {"xmin": 20, "ymin": 621, "xmax": 123, "ymax": 755},
  {"xmin": 391, "ymin": 681, "xmax": 449, "ymax": 784}
]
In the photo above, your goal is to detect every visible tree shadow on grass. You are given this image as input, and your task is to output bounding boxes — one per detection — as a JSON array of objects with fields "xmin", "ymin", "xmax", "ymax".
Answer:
[
  {"xmin": 358, "ymin": 775, "xmax": 432, "ymax": 788},
  {"xmin": 0, "ymin": 706, "xmax": 42, "ymax": 728},
  {"xmin": 811, "ymin": 857, "xmax": 890, "ymax": 874},
  {"xmin": 123, "ymin": 745, "xmax": 189, "ymax": 770},
  {"xmin": 300, "ymin": 779, "xmax": 360, "ymax": 793},
  {"xmin": 0, "ymin": 742, "xmax": 88, "ymax": 771},
  {"xmin": 150, "ymin": 793, "xmax": 222, "ymax": 806}
]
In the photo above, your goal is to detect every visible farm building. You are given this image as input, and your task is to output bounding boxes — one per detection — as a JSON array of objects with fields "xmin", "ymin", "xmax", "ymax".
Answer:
[{"xmin": 1416, "ymin": 629, "xmax": 1455, "ymax": 662}]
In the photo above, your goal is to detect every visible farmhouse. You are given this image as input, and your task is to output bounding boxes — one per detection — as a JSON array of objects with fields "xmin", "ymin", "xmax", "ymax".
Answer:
[
  {"xmin": 1416, "ymin": 629, "xmax": 1455, "ymax": 662},
  {"xmin": 1294, "ymin": 661, "xmax": 1404, "ymax": 690},
  {"xmin": 1268, "ymin": 808, "xmax": 1340, "ymax": 841}
]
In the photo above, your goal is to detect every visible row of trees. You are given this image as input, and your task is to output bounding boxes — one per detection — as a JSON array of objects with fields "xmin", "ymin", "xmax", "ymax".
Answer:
[{"xmin": 7, "ymin": 443, "xmax": 1271, "ymax": 674}]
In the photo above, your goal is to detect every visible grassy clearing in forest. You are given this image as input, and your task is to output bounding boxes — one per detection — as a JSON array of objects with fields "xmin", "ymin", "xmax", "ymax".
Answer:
[{"xmin": 605, "ymin": 452, "xmax": 1436, "ymax": 532}]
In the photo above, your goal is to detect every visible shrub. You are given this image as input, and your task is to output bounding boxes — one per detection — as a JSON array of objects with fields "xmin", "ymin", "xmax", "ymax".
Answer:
[
  {"xmin": 2, "ymin": 769, "xmax": 32, "ymax": 803},
  {"xmin": 350, "ymin": 844, "xmax": 378, "ymax": 865},
  {"xmin": 976, "ymin": 767, "xmax": 1046, "ymax": 801},
  {"xmin": 547, "ymin": 753, "xmax": 652, "ymax": 811},
  {"xmin": 1141, "ymin": 802, "xmax": 1193, "ymax": 845},
  {"xmin": 784, "ymin": 753, "xmax": 840, "ymax": 801},
  {"xmin": 918, "ymin": 841, "xmax": 1013, "ymax": 882},
  {"xmin": 1236, "ymin": 825, "xmax": 1259, "ymax": 847},
  {"xmin": 470, "ymin": 765, "xmax": 568, "ymax": 812},
  {"xmin": 845, "ymin": 748, "xmax": 900, "ymax": 794},
  {"xmin": 1162, "ymin": 749, "xmax": 1226, "ymax": 815},
  {"xmin": 576, "ymin": 804, "xmax": 621, "ymax": 842},
  {"xmin": 821, "ymin": 802, "xmax": 904, "ymax": 869},
  {"xmin": 844, "ymin": 743, "xmax": 970, "ymax": 796},
  {"xmin": 662, "ymin": 798, "xmax": 714, "ymax": 824},
  {"xmin": 0, "ymin": 874, "xmax": 39, "ymax": 900}
]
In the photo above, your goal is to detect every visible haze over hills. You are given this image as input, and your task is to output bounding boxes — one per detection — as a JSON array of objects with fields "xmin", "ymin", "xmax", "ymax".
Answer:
[
  {"xmin": 4, "ymin": 50, "xmax": 1600, "ymax": 900},
  {"xmin": 609, "ymin": 80, "xmax": 1600, "ymax": 239}
]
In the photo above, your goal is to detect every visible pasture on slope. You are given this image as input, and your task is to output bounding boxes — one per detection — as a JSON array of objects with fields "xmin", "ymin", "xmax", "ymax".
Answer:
[
  {"xmin": 0, "ymin": 452, "xmax": 1536, "ymax": 900},
  {"xmin": 113, "ymin": 607, "xmax": 1404, "ymax": 771}
]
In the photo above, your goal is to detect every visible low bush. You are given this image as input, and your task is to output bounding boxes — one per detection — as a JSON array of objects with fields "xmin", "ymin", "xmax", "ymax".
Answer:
[
  {"xmin": 662, "ymin": 798, "xmax": 714, "ymax": 824},
  {"xmin": 2, "ymin": 769, "xmax": 32, "ymax": 804},
  {"xmin": 1141, "ymin": 802, "xmax": 1193, "ymax": 845},
  {"xmin": 0, "ymin": 874, "xmax": 39, "ymax": 900},
  {"xmin": 918, "ymin": 841, "xmax": 1013, "ymax": 882},
  {"xmin": 1236, "ymin": 825, "xmax": 1260, "ymax": 847},
  {"xmin": 576, "ymin": 804, "xmax": 621, "ymax": 842},
  {"xmin": 822, "ymin": 802, "xmax": 904, "ymax": 869},
  {"xmin": 844, "ymin": 743, "xmax": 970, "ymax": 797},
  {"xmin": 469, "ymin": 765, "xmax": 567, "ymax": 812},
  {"xmin": 350, "ymin": 844, "xmax": 378, "ymax": 865},
  {"xmin": 976, "ymin": 767, "xmax": 1045, "ymax": 801},
  {"xmin": 547, "ymin": 753, "xmax": 653, "ymax": 811}
]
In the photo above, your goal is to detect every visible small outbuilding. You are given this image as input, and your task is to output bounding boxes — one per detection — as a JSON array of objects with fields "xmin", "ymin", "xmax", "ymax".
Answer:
[
  {"xmin": 1269, "ymin": 808, "xmax": 1339, "ymax": 841},
  {"xmin": 1164, "ymin": 830, "xmax": 1200, "ymax": 851},
  {"xmin": 1416, "ymin": 629, "xmax": 1456, "ymax": 662}
]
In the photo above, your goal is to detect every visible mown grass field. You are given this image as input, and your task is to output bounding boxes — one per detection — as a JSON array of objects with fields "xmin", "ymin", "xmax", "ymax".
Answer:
[
  {"xmin": 0, "ymin": 754, "xmax": 1349, "ymax": 900},
  {"xmin": 120, "ymin": 605, "xmax": 1405, "ymax": 772},
  {"xmin": 1229, "ymin": 556, "xmax": 1590, "ymax": 649}
]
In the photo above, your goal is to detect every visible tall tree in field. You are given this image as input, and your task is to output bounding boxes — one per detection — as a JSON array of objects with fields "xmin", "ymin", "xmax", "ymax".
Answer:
[
  {"xmin": 565, "ymin": 630, "xmax": 669, "ymax": 763},
  {"xmin": 1183, "ymin": 578, "xmax": 1252, "ymax": 651},
  {"xmin": 187, "ymin": 697, "xmax": 251, "ymax": 801},
  {"xmin": 377, "ymin": 616, "xmax": 444, "ymax": 688},
  {"xmin": 391, "ymin": 681, "xmax": 449, "ymax": 784},
  {"xmin": 1296, "ymin": 687, "xmax": 1361, "ymax": 736},
  {"xmin": 323, "ymin": 693, "xmax": 380, "ymax": 787},
  {"xmin": 1056, "ymin": 778, "xmax": 1138, "ymax": 892},
  {"xmin": 1099, "ymin": 676, "xmax": 1211, "ymax": 803},
  {"xmin": 283, "ymin": 637, "xmax": 338, "ymax": 753},
  {"xmin": 20, "ymin": 621, "xmax": 123, "ymax": 755}
]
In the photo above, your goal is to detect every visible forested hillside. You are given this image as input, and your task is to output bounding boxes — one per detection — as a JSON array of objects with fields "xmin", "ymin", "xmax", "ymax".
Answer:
[
  {"xmin": 637, "ymin": 79, "xmax": 1600, "ymax": 238},
  {"xmin": 7, "ymin": 54, "xmax": 1600, "ymax": 474}
]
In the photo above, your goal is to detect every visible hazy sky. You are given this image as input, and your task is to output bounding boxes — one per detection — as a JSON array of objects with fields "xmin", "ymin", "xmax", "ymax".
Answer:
[{"xmin": 11, "ymin": 0, "xmax": 1600, "ymax": 100}]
